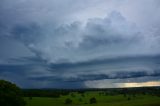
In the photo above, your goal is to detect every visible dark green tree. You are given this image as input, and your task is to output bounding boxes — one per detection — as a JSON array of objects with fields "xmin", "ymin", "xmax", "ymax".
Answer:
[
  {"xmin": 90, "ymin": 97, "xmax": 97, "ymax": 104},
  {"xmin": 65, "ymin": 98, "xmax": 72, "ymax": 104},
  {"xmin": 0, "ymin": 80, "xmax": 26, "ymax": 106}
]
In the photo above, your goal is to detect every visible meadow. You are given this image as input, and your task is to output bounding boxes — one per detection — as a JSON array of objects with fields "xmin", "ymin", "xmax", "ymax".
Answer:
[{"xmin": 24, "ymin": 88, "xmax": 160, "ymax": 106}]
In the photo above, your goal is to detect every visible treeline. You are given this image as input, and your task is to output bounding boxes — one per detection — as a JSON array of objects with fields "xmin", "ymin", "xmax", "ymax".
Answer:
[
  {"xmin": 23, "ymin": 87, "xmax": 160, "ymax": 98},
  {"xmin": 23, "ymin": 89, "xmax": 71, "ymax": 98},
  {"xmin": 119, "ymin": 87, "xmax": 160, "ymax": 96}
]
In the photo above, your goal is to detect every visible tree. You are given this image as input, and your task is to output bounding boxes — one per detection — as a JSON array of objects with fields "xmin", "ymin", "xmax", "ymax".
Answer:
[
  {"xmin": 71, "ymin": 93, "xmax": 75, "ymax": 97},
  {"xmin": 127, "ymin": 97, "xmax": 131, "ymax": 101},
  {"xmin": 79, "ymin": 98, "xmax": 82, "ymax": 102},
  {"xmin": 65, "ymin": 98, "xmax": 72, "ymax": 104},
  {"xmin": 90, "ymin": 97, "xmax": 97, "ymax": 104},
  {"xmin": 0, "ymin": 80, "xmax": 26, "ymax": 106}
]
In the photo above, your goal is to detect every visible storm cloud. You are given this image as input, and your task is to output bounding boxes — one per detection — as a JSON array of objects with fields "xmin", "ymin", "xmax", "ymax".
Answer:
[{"xmin": 0, "ymin": 0, "xmax": 160, "ymax": 88}]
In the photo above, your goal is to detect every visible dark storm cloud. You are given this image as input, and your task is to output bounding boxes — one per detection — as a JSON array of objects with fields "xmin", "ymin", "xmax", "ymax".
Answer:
[
  {"xmin": 28, "ymin": 71, "xmax": 160, "ymax": 82},
  {"xmin": 26, "ymin": 55, "xmax": 160, "ymax": 82},
  {"xmin": 1, "ymin": 54, "xmax": 159, "ymax": 88},
  {"xmin": 1, "ymin": 54, "xmax": 160, "ymax": 88}
]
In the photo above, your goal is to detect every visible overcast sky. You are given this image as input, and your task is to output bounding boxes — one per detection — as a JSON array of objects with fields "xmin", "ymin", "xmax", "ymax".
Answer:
[{"xmin": 0, "ymin": 0, "xmax": 160, "ymax": 88}]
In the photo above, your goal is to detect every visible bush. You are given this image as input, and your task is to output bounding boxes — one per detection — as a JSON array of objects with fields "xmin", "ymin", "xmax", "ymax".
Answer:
[
  {"xmin": 79, "ymin": 98, "xmax": 82, "ymax": 102},
  {"xmin": 71, "ymin": 93, "xmax": 75, "ymax": 97},
  {"xmin": 127, "ymin": 97, "xmax": 131, "ymax": 100},
  {"xmin": 0, "ymin": 80, "xmax": 26, "ymax": 106},
  {"xmin": 65, "ymin": 98, "xmax": 72, "ymax": 104},
  {"xmin": 81, "ymin": 94, "xmax": 85, "ymax": 97},
  {"xmin": 29, "ymin": 96, "xmax": 32, "ymax": 100},
  {"xmin": 90, "ymin": 97, "xmax": 97, "ymax": 104}
]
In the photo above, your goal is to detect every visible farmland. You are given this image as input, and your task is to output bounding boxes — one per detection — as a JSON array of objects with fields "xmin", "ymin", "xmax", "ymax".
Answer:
[{"xmin": 24, "ymin": 87, "xmax": 160, "ymax": 106}]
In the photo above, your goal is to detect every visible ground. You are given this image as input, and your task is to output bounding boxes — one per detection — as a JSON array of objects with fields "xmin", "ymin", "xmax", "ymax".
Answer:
[{"xmin": 24, "ymin": 91, "xmax": 160, "ymax": 106}]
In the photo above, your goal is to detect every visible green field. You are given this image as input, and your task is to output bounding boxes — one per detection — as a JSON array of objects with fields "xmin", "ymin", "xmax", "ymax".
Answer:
[{"xmin": 25, "ymin": 91, "xmax": 160, "ymax": 106}]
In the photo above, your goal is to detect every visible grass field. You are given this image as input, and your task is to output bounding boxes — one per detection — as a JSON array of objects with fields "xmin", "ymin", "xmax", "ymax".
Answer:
[{"xmin": 25, "ymin": 91, "xmax": 160, "ymax": 106}]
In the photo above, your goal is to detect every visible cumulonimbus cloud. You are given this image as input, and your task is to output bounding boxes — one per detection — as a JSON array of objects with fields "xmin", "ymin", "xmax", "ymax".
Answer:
[
  {"xmin": 10, "ymin": 11, "xmax": 160, "ymax": 63},
  {"xmin": 0, "ymin": 0, "xmax": 160, "ymax": 64},
  {"xmin": 0, "ymin": 0, "xmax": 160, "ymax": 88}
]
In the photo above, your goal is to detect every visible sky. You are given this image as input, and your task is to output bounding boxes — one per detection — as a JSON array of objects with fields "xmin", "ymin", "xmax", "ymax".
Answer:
[{"xmin": 0, "ymin": 0, "xmax": 160, "ymax": 88}]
